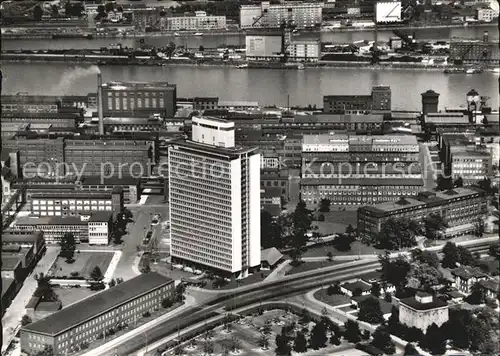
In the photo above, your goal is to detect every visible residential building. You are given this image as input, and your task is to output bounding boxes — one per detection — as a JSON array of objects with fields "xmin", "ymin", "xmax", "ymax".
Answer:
[
  {"xmin": 101, "ymin": 81, "xmax": 177, "ymax": 119},
  {"xmin": 240, "ymin": 2, "xmax": 322, "ymax": 29},
  {"xmin": 358, "ymin": 187, "xmax": 488, "ymax": 238},
  {"xmin": 193, "ymin": 97, "xmax": 219, "ymax": 111},
  {"xmin": 168, "ymin": 116, "xmax": 261, "ymax": 278},
  {"xmin": 399, "ymin": 292, "xmax": 449, "ymax": 332},
  {"xmin": 478, "ymin": 279, "xmax": 499, "ymax": 299},
  {"xmin": 341, "ymin": 280, "xmax": 372, "ymax": 297},
  {"xmin": 323, "ymin": 86, "xmax": 391, "ymax": 114},
  {"xmin": 261, "ymin": 168, "xmax": 289, "ymax": 200},
  {"xmin": 165, "ymin": 12, "xmax": 226, "ymax": 31},
  {"xmin": 451, "ymin": 266, "xmax": 488, "ymax": 294},
  {"xmin": 20, "ymin": 273, "xmax": 174, "ymax": 356},
  {"xmin": 88, "ymin": 211, "xmax": 113, "ymax": 245},
  {"xmin": 29, "ymin": 189, "xmax": 123, "ymax": 220},
  {"xmin": 301, "ymin": 133, "xmax": 422, "ymax": 206}
]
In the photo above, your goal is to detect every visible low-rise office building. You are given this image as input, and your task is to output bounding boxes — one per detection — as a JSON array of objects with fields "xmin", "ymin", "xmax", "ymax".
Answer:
[
  {"xmin": 357, "ymin": 187, "xmax": 488, "ymax": 238},
  {"xmin": 88, "ymin": 211, "xmax": 113, "ymax": 245},
  {"xmin": 451, "ymin": 150, "xmax": 493, "ymax": 185},
  {"xmin": 30, "ymin": 189, "xmax": 123, "ymax": 220},
  {"xmin": 399, "ymin": 292, "xmax": 449, "ymax": 332},
  {"xmin": 20, "ymin": 273, "xmax": 175, "ymax": 356}
]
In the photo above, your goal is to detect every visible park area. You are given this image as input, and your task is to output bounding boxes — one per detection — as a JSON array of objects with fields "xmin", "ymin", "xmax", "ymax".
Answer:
[
  {"xmin": 49, "ymin": 251, "xmax": 113, "ymax": 279},
  {"xmin": 162, "ymin": 309, "xmax": 357, "ymax": 356},
  {"xmin": 313, "ymin": 210, "xmax": 358, "ymax": 236},
  {"xmin": 53, "ymin": 286, "xmax": 96, "ymax": 307}
]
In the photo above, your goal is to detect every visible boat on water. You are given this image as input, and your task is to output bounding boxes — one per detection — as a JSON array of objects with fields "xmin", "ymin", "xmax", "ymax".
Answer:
[
  {"xmin": 297, "ymin": 64, "xmax": 305, "ymax": 70},
  {"xmin": 490, "ymin": 68, "xmax": 500, "ymax": 74},
  {"xmin": 194, "ymin": 32, "xmax": 203, "ymax": 36},
  {"xmin": 444, "ymin": 68, "xmax": 465, "ymax": 74},
  {"xmin": 235, "ymin": 63, "xmax": 249, "ymax": 69},
  {"xmin": 174, "ymin": 32, "xmax": 180, "ymax": 37},
  {"xmin": 465, "ymin": 68, "xmax": 483, "ymax": 74}
]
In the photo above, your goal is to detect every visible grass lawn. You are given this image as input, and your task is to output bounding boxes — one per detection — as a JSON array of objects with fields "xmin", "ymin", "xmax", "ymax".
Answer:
[
  {"xmin": 54, "ymin": 287, "xmax": 96, "ymax": 308},
  {"xmin": 302, "ymin": 241, "xmax": 382, "ymax": 258},
  {"xmin": 286, "ymin": 260, "xmax": 354, "ymax": 276},
  {"xmin": 50, "ymin": 252, "xmax": 114, "ymax": 279},
  {"xmin": 314, "ymin": 210, "xmax": 358, "ymax": 236},
  {"xmin": 313, "ymin": 289, "xmax": 351, "ymax": 307}
]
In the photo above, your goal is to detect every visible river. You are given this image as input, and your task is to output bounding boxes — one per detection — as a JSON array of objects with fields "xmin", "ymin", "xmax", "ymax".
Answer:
[
  {"xmin": 1, "ymin": 25, "xmax": 498, "ymax": 50},
  {"xmin": 2, "ymin": 62, "xmax": 498, "ymax": 110}
]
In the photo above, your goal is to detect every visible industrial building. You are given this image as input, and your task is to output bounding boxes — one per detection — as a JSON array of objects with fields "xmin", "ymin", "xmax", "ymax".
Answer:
[
  {"xmin": 357, "ymin": 187, "xmax": 488, "ymax": 238},
  {"xmin": 168, "ymin": 116, "xmax": 261, "ymax": 278},
  {"xmin": 20, "ymin": 273, "xmax": 174, "ymax": 356},
  {"xmin": 245, "ymin": 33, "xmax": 283, "ymax": 60},
  {"xmin": 323, "ymin": 85, "xmax": 392, "ymax": 114},
  {"xmin": 165, "ymin": 12, "xmax": 226, "ymax": 31},
  {"xmin": 100, "ymin": 80, "xmax": 177, "ymax": 119},
  {"xmin": 449, "ymin": 33, "xmax": 500, "ymax": 64},
  {"xmin": 240, "ymin": 2, "xmax": 322, "ymax": 29}
]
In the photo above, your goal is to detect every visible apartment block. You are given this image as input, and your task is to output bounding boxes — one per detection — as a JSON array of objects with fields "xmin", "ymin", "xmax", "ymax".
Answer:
[
  {"xmin": 20, "ymin": 273, "xmax": 174, "ymax": 356},
  {"xmin": 168, "ymin": 116, "xmax": 261, "ymax": 278},
  {"xmin": 240, "ymin": 2, "xmax": 322, "ymax": 29},
  {"xmin": 357, "ymin": 187, "xmax": 488, "ymax": 238},
  {"xmin": 101, "ymin": 81, "xmax": 177, "ymax": 119}
]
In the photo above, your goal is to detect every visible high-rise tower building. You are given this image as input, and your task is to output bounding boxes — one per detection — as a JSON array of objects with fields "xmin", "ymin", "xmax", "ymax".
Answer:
[{"xmin": 168, "ymin": 116, "xmax": 261, "ymax": 278}]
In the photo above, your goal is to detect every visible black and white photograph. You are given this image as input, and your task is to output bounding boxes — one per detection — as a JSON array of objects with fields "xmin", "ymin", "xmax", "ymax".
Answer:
[{"xmin": 0, "ymin": 0, "xmax": 499, "ymax": 355}]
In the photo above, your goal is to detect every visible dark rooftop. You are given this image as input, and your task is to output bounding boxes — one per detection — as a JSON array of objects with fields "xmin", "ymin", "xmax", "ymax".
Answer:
[
  {"xmin": 22, "ymin": 272, "xmax": 173, "ymax": 335},
  {"xmin": 172, "ymin": 139, "xmax": 258, "ymax": 159},
  {"xmin": 341, "ymin": 280, "xmax": 371, "ymax": 292},
  {"xmin": 89, "ymin": 211, "xmax": 113, "ymax": 222},
  {"xmin": 352, "ymin": 295, "xmax": 393, "ymax": 315},
  {"xmin": 301, "ymin": 178, "xmax": 424, "ymax": 187},
  {"xmin": 399, "ymin": 295, "xmax": 448, "ymax": 311},
  {"xmin": 1, "ymin": 255, "xmax": 22, "ymax": 270}
]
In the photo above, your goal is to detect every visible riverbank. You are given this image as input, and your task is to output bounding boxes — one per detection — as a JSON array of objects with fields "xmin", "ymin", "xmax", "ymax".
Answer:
[
  {"xmin": 1, "ymin": 22, "xmax": 493, "ymax": 40},
  {"xmin": 3, "ymin": 52, "xmax": 497, "ymax": 71}
]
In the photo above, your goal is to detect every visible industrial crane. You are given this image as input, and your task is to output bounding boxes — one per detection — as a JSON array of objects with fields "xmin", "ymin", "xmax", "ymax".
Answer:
[{"xmin": 280, "ymin": 19, "xmax": 297, "ymax": 63}]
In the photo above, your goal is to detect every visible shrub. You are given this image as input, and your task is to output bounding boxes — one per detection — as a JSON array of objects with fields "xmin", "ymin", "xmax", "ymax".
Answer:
[
  {"xmin": 143, "ymin": 311, "xmax": 151, "ymax": 318},
  {"xmin": 70, "ymin": 272, "xmax": 79, "ymax": 277}
]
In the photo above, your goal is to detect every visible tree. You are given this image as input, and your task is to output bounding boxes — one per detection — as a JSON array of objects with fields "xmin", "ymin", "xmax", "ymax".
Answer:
[
  {"xmin": 371, "ymin": 282, "xmax": 381, "ymax": 297},
  {"xmin": 34, "ymin": 273, "xmax": 57, "ymax": 302},
  {"xmin": 329, "ymin": 333, "xmax": 341, "ymax": 345},
  {"xmin": 420, "ymin": 323, "xmax": 446, "ymax": 355},
  {"xmin": 309, "ymin": 322, "xmax": 328, "ymax": 349},
  {"xmin": 478, "ymin": 178, "xmax": 494, "ymax": 194},
  {"xmin": 104, "ymin": 2, "xmax": 115, "ymax": 13},
  {"xmin": 21, "ymin": 315, "xmax": 32, "ymax": 326},
  {"xmin": 299, "ymin": 308, "xmax": 311, "ymax": 324},
  {"xmin": 454, "ymin": 176, "xmax": 464, "ymax": 188},
  {"xmin": 319, "ymin": 198, "xmax": 331, "ymax": 212},
  {"xmin": 290, "ymin": 200, "xmax": 313, "ymax": 261},
  {"xmin": 441, "ymin": 242, "xmax": 460, "ymax": 268},
  {"xmin": 474, "ymin": 218, "xmax": 485, "ymax": 237},
  {"xmin": 346, "ymin": 224, "xmax": 356, "ymax": 237},
  {"xmin": 404, "ymin": 343, "xmax": 421, "ymax": 356},
  {"xmin": 371, "ymin": 326, "xmax": 396, "ymax": 355},
  {"xmin": 465, "ymin": 282, "xmax": 487, "ymax": 305},
  {"xmin": 257, "ymin": 333, "xmax": 269, "ymax": 350},
  {"xmin": 33, "ymin": 345, "xmax": 53, "ymax": 356},
  {"xmin": 229, "ymin": 336, "xmax": 241, "ymax": 352},
  {"xmin": 202, "ymin": 340, "xmax": 214, "ymax": 355},
  {"xmin": 358, "ymin": 297, "xmax": 385, "ymax": 324},
  {"xmin": 261, "ymin": 210, "xmax": 283, "ymax": 249},
  {"xmin": 90, "ymin": 266, "xmax": 104, "ymax": 281},
  {"xmin": 344, "ymin": 320, "xmax": 361, "ymax": 343},
  {"xmin": 34, "ymin": 5, "xmax": 43, "ymax": 21},
  {"xmin": 457, "ymin": 245, "xmax": 476, "ymax": 266},
  {"xmin": 166, "ymin": 41, "xmax": 176, "ymax": 58},
  {"xmin": 108, "ymin": 279, "xmax": 116, "ymax": 287},
  {"xmin": 424, "ymin": 213, "xmax": 448, "ymax": 240},
  {"xmin": 411, "ymin": 249, "xmax": 440, "ymax": 269},
  {"xmin": 162, "ymin": 298, "xmax": 173, "ymax": 308},
  {"xmin": 327, "ymin": 251, "xmax": 333, "ymax": 261},
  {"xmin": 379, "ymin": 252, "xmax": 411, "ymax": 295},
  {"xmin": 59, "ymin": 232, "xmax": 76, "ymax": 262},
  {"xmin": 378, "ymin": 218, "xmax": 420, "ymax": 250},
  {"xmin": 442, "ymin": 308, "xmax": 473, "ymax": 349},
  {"xmin": 116, "ymin": 277, "xmax": 124, "ymax": 284},
  {"xmin": 489, "ymin": 242, "xmax": 500, "ymax": 260},
  {"xmin": 51, "ymin": 5, "xmax": 59, "ymax": 17},
  {"xmin": 334, "ymin": 234, "xmax": 355, "ymax": 252},
  {"xmin": 406, "ymin": 263, "xmax": 442, "ymax": 291},
  {"xmin": 275, "ymin": 334, "xmax": 291, "ymax": 355},
  {"xmin": 293, "ymin": 331, "xmax": 308, "ymax": 352},
  {"xmin": 436, "ymin": 174, "xmax": 452, "ymax": 191},
  {"xmin": 327, "ymin": 282, "xmax": 342, "ymax": 295}
]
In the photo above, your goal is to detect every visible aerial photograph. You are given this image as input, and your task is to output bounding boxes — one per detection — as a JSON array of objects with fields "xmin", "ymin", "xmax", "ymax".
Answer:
[{"xmin": 0, "ymin": 0, "xmax": 499, "ymax": 356}]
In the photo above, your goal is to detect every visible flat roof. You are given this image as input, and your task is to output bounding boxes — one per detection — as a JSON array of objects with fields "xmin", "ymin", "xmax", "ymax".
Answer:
[
  {"xmin": 218, "ymin": 101, "xmax": 259, "ymax": 107},
  {"xmin": 88, "ymin": 211, "xmax": 113, "ymax": 222},
  {"xmin": 303, "ymin": 133, "xmax": 349, "ymax": 145},
  {"xmin": 172, "ymin": 139, "xmax": 258, "ymax": 159},
  {"xmin": 2, "ymin": 231, "xmax": 44, "ymax": 244},
  {"xmin": 301, "ymin": 178, "xmax": 424, "ymax": 186},
  {"xmin": 1, "ymin": 255, "xmax": 21, "ymax": 270},
  {"xmin": 80, "ymin": 176, "xmax": 140, "ymax": 186},
  {"xmin": 1, "ymin": 278, "xmax": 15, "ymax": 297},
  {"xmin": 22, "ymin": 272, "xmax": 173, "ymax": 335},
  {"xmin": 399, "ymin": 296, "xmax": 447, "ymax": 311},
  {"xmin": 30, "ymin": 191, "xmax": 113, "ymax": 199},
  {"xmin": 261, "ymin": 247, "xmax": 283, "ymax": 266},
  {"xmin": 15, "ymin": 216, "xmax": 87, "ymax": 226}
]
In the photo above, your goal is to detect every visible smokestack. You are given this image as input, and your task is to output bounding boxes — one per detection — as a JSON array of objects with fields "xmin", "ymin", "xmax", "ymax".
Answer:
[
  {"xmin": 483, "ymin": 31, "xmax": 489, "ymax": 43},
  {"xmin": 97, "ymin": 73, "xmax": 104, "ymax": 136}
]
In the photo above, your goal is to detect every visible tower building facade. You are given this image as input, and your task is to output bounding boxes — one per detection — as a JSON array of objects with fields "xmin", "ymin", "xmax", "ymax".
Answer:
[{"xmin": 168, "ymin": 117, "xmax": 261, "ymax": 278}]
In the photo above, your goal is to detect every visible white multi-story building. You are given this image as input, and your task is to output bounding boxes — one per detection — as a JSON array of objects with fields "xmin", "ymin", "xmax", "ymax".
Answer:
[
  {"xmin": 88, "ymin": 211, "xmax": 112, "ymax": 245},
  {"xmin": 289, "ymin": 39, "xmax": 321, "ymax": 61},
  {"xmin": 399, "ymin": 292, "xmax": 449, "ymax": 332},
  {"xmin": 168, "ymin": 116, "xmax": 261, "ymax": 278},
  {"xmin": 240, "ymin": 2, "xmax": 322, "ymax": 29},
  {"xmin": 166, "ymin": 12, "xmax": 226, "ymax": 31},
  {"xmin": 476, "ymin": 7, "xmax": 498, "ymax": 22}
]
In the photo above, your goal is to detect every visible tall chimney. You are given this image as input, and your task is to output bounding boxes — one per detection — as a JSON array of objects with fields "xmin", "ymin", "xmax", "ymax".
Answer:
[
  {"xmin": 97, "ymin": 73, "xmax": 104, "ymax": 136},
  {"xmin": 483, "ymin": 31, "xmax": 489, "ymax": 43}
]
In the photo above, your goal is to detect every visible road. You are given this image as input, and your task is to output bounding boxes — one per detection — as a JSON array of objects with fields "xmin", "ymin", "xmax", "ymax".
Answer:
[
  {"xmin": 1, "ymin": 246, "xmax": 59, "ymax": 353},
  {"xmin": 114, "ymin": 200, "xmax": 168, "ymax": 281}
]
